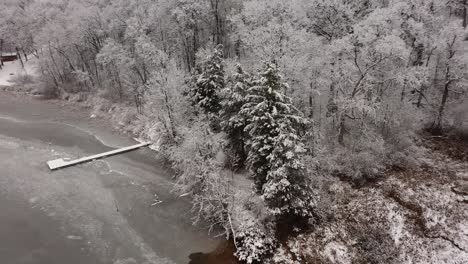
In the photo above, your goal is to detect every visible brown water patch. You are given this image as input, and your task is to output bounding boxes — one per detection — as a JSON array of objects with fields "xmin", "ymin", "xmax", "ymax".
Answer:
[{"xmin": 188, "ymin": 240, "xmax": 240, "ymax": 264}]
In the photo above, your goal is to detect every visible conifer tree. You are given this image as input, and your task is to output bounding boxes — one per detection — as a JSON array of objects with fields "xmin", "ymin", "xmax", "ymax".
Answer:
[
  {"xmin": 241, "ymin": 62, "xmax": 313, "ymax": 217},
  {"xmin": 220, "ymin": 64, "xmax": 251, "ymax": 168},
  {"xmin": 263, "ymin": 125, "xmax": 314, "ymax": 218},
  {"xmin": 187, "ymin": 44, "xmax": 225, "ymax": 115},
  {"xmin": 241, "ymin": 63, "xmax": 284, "ymax": 192}
]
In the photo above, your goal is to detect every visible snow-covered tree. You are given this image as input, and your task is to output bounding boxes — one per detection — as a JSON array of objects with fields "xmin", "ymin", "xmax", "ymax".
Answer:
[
  {"xmin": 220, "ymin": 63, "xmax": 252, "ymax": 168},
  {"xmin": 304, "ymin": 0, "xmax": 359, "ymax": 41},
  {"xmin": 188, "ymin": 44, "xmax": 225, "ymax": 115},
  {"xmin": 242, "ymin": 62, "xmax": 313, "ymax": 217},
  {"xmin": 263, "ymin": 124, "xmax": 314, "ymax": 218},
  {"xmin": 431, "ymin": 21, "xmax": 468, "ymax": 131}
]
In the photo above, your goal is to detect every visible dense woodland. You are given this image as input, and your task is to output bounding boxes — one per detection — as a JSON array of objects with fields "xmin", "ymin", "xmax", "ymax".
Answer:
[{"xmin": 1, "ymin": 0, "xmax": 468, "ymax": 263}]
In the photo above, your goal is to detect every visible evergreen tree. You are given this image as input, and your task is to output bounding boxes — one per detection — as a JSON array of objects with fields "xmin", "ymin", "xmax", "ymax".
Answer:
[
  {"xmin": 263, "ymin": 125, "xmax": 314, "ymax": 218},
  {"xmin": 241, "ymin": 63, "xmax": 283, "ymax": 193},
  {"xmin": 220, "ymin": 64, "xmax": 251, "ymax": 169},
  {"xmin": 241, "ymin": 62, "xmax": 313, "ymax": 217},
  {"xmin": 187, "ymin": 44, "xmax": 225, "ymax": 115}
]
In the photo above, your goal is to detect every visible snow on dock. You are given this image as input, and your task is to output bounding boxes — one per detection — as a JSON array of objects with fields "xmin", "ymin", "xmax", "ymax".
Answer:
[{"xmin": 47, "ymin": 142, "xmax": 151, "ymax": 170}]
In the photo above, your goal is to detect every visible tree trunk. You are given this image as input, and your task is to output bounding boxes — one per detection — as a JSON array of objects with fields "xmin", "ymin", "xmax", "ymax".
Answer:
[
  {"xmin": 416, "ymin": 84, "xmax": 426, "ymax": 108},
  {"xmin": 309, "ymin": 93, "xmax": 314, "ymax": 118},
  {"xmin": 92, "ymin": 57, "xmax": 101, "ymax": 88},
  {"xmin": 436, "ymin": 80, "xmax": 450, "ymax": 131},
  {"xmin": 417, "ymin": 48, "xmax": 435, "ymax": 108},
  {"xmin": 74, "ymin": 45, "xmax": 95, "ymax": 87},
  {"xmin": 327, "ymin": 63, "xmax": 337, "ymax": 118},
  {"xmin": 162, "ymin": 87, "xmax": 177, "ymax": 140},
  {"xmin": 0, "ymin": 39, "xmax": 3, "ymax": 69},
  {"xmin": 338, "ymin": 115, "xmax": 346, "ymax": 146},
  {"xmin": 113, "ymin": 64, "xmax": 124, "ymax": 101},
  {"xmin": 435, "ymin": 36, "xmax": 457, "ymax": 131},
  {"xmin": 16, "ymin": 47, "xmax": 24, "ymax": 69},
  {"xmin": 463, "ymin": 0, "xmax": 467, "ymax": 28},
  {"xmin": 211, "ymin": 0, "xmax": 222, "ymax": 45},
  {"xmin": 191, "ymin": 12, "xmax": 199, "ymax": 68},
  {"xmin": 436, "ymin": 65, "xmax": 451, "ymax": 131},
  {"xmin": 400, "ymin": 79, "xmax": 407, "ymax": 102},
  {"xmin": 48, "ymin": 42, "xmax": 64, "ymax": 83}
]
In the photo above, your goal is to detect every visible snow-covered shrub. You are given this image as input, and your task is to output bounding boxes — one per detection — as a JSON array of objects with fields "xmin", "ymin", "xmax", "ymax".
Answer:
[
  {"xmin": 450, "ymin": 99, "xmax": 468, "ymax": 137},
  {"xmin": 107, "ymin": 105, "xmax": 139, "ymax": 132},
  {"xmin": 88, "ymin": 97, "xmax": 112, "ymax": 117},
  {"xmin": 4, "ymin": 75, "xmax": 54, "ymax": 97},
  {"xmin": 14, "ymin": 75, "xmax": 59, "ymax": 98},
  {"xmin": 378, "ymin": 101, "xmax": 425, "ymax": 167},
  {"xmin": 9, "ymin": 73, "xmax": 34, "ymax": 85},
  {"xmin": 169, "ymin": 121, "xmax": 234, "ymax": 235},
  {"xmin": 348, "ymin": 218, "xmax": 399, "ymax": 264},
  {"xmin": 235, "ymin": 210, "xmax": 276, "ymax": 264},
  {"xmin": 315, "ymin": 133, "xmax": 386, "ymax": 182},
  {"xmin": 315, "ymin": 96, "xmax": 425, "ymax": 182},
  {"xmin": 190, "ymin": 168, "xmax": 234, "ymax": 235},
  {"xmin": 271, "ymin": 246, "xmax": 301, "ymax": 264}
]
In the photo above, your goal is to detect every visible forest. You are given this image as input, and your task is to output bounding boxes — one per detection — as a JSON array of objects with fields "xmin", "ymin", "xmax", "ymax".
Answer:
[{"xmin": 1, "ymin": 0, "xmax": 468, "ymax": 263}]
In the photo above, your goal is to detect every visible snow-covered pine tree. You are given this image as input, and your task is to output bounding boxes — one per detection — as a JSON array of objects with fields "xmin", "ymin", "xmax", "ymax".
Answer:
[
  {"xmin": 241, "ymin": 63, "xmax": 313, "ymax": 218},
  {"xmin": 220, "ymin": 64, "xmax": 252, "ymax": 169},
  {"xmin": 241, "ymin": 62, "xmax": 285, "ymax": 193},
  {"xmin": 187, "ymin": 44, "xmax": 225, "ymax": 115},
  {"xmin": 263, "ymin": 126, "xmax": 314, "ymax": 218},
  {"xmin": 240, "ymin": 63, "xmax": 312, "ymax": 217}
]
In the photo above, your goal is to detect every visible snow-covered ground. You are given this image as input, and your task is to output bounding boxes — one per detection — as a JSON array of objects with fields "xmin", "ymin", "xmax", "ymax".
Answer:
[
  {"xmin": 278, "ymin": 136, "xmax": 468, "ymax": 264},
  {"xmin": 0, "ymin": 56, "xmax": 38, "ymax": 86}
]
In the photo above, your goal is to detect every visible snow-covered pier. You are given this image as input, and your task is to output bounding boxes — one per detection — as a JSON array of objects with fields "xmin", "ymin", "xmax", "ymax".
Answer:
[{"xmin": 47, "ymin": 142, "xmax": 151, "ymax": 170}]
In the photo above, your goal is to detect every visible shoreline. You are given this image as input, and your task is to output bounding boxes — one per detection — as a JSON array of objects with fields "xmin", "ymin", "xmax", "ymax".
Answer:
[{"xmin": 0, "ymin": 90, "xmax": 142, "ymax": 148}]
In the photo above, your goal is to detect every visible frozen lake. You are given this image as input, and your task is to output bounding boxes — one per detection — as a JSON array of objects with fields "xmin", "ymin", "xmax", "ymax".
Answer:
[{"xmin": 0, "ymin": 93, "xmax": 219, "ymax": 264}]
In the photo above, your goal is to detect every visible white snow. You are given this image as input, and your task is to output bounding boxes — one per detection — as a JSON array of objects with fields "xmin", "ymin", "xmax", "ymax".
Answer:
[
  {"xmin": 0, "ymin": 56, "xmax": 38, "ymax": 86},
  {"xmin": 323, "ymin": 241, "xmax": 351, "ymax": 264},
  {"xmin": 388, "ymin": 204, "xmax": 405, "ymax": 246},
  {"xmin": 66, "ymin": 235, "xmax": 83, "ymax": 240}
]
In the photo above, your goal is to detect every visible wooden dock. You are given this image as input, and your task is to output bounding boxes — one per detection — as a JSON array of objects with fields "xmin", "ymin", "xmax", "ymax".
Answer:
[
  {"xmin": 1, "ymin": 53, "xmax": 18, "ymax": 62},
  {"xmin": 47, "ymin": 142, "xmax": 151, "ymax": 170}
]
